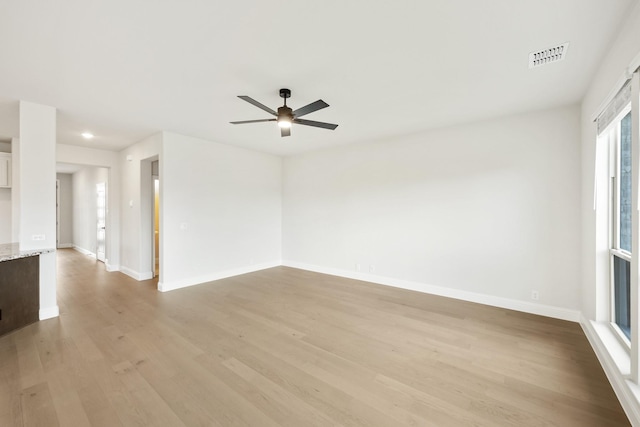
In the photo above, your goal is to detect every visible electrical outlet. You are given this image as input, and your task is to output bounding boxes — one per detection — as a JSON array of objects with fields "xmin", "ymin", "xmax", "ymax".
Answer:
[
  {"xmin": 369, "ymin": 265, "xmax": 375, "ymax": 273},
  {"xmin": 31, "ymin": 234, "xmax": 45, "ymax": 241},
  {"xmin": 531, "ymin": 290, "xmax": 539, "ymax": 301},
  {"xmin": 356, "ymin": 263, "xmax": 361, "ymax": 272}
]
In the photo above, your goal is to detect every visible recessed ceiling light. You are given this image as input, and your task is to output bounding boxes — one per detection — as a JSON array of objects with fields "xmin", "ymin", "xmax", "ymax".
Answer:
[{"xmin": 81, "ymin": 132, "xmax": 94, "ymax": 139}]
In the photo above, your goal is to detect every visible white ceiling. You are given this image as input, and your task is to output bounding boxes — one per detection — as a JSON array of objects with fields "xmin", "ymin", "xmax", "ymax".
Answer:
[{"xmin": 0, "ymin": 0, "xmax": 635, "ymax": 156}]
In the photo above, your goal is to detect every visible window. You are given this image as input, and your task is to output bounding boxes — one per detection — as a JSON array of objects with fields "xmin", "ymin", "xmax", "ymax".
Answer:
[
  {"xmin": 609, "ymin": 110, "xmax": 632, "ymax": 340},
  {"xmin": 595, "ymin": 68, "xmax": 640, "ymax": 386}
]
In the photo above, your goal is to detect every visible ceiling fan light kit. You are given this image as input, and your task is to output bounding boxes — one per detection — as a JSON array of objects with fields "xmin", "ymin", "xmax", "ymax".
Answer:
[
  {"xmin": 277, "ymin": 118, "xmax": 292, "ymax": 129},
  {"xmin": 231, "ymin": 88, "xmax": 338, "ymax": 137}
]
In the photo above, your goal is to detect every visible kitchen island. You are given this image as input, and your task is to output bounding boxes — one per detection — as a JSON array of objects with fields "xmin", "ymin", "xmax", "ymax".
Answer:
[{"xmin": 0, "ymin": 243, "xmax": 54, "ymax": 336}]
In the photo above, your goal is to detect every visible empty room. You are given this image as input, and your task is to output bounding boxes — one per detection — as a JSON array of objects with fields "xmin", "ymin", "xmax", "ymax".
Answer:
[{"xmin": 2, "ymin": 0, "xmax": 640, "ymax": 425}]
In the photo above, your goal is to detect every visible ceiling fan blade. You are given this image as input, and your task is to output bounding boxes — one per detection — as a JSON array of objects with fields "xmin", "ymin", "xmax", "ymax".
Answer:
[
  {"xmin": 294, "ymin": 118, "xmax": 338, "ymax": 130},
  {"xmin": 292, "ymin": 100, "xmax": 329, "ymax": 118},
  {"xmin": 238, "ymin": 96, "xmax": 277, "ymax": 116},
  {"xmin": 230, "ymin": 119, "xmax": 277, "ymax": 125},
  {"xmin": 281, "ymin": 127, "xmax": 291, "ymax": 137}
]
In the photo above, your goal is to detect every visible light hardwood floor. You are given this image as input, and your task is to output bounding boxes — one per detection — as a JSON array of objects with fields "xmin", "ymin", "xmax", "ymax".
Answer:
[{"xmin": 0, "ymin": 249, "xmax": 631, "ymax": 426}]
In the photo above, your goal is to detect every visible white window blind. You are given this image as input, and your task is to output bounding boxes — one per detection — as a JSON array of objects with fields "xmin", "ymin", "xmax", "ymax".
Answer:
[{"xmin": 597, "ymin": 79, "xmax": 632, "ymax": 135}]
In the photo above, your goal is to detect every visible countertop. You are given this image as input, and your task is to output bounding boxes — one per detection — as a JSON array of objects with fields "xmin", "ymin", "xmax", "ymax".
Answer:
[{"xmin": 0, "ymin": 243, "xmax": 55, "ymax": 263}]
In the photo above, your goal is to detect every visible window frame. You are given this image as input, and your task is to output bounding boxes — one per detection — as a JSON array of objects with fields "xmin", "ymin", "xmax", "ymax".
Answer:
[{"xmin": 608, "ymin": 103, "xmax": 633, "ymax": 348}]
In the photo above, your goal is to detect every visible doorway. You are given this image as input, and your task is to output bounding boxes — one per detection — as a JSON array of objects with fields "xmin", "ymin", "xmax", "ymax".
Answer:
[
  {"xmin": 153, "ymin": 177, "xmax": 159, "ymax": 277},
  {"xmin": 96, "ymin": 182, "xmax": 106, "ymax": 263},
  {"xmin": 56, "ymin": 179, "xmax": 60, "ymax": 248},
  {"xmin": 152, "ymin": 160, "xmax": 159, "ymax": 278}
]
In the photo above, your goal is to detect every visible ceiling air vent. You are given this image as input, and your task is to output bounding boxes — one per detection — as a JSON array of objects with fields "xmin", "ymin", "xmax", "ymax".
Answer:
[{"xmin": 528, "ymin": 43, "xmax": 569, "ymax": 68}]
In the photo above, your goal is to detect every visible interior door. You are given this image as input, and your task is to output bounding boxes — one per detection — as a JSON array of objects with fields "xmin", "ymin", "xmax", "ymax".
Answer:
[{"xmin": 96, "ymin": 182, "xmax": 106, "ymax": 263}]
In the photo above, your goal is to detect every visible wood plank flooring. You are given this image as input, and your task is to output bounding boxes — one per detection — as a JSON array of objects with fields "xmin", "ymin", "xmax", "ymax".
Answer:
[{"xmin": 0, "ymin": 249, "xmax": 631, "ymax": 426}]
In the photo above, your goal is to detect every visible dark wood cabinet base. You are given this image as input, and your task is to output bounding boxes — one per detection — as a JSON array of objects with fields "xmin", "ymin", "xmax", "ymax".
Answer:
[{"xmin": 0, "ymin": 255, "xmax": 39, "ymax": 336}]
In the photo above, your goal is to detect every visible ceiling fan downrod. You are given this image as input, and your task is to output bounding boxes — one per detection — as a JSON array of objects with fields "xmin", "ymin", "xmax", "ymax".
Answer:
[{"xmin": 279, "ymin": 88, "xmax": 291, "ymax": 106}]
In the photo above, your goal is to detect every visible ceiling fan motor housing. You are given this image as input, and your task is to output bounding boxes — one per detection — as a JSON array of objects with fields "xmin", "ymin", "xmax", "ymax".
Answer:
[{"xmin": 277, "ymin": 105, "xmax": 293, "ymax": 121}]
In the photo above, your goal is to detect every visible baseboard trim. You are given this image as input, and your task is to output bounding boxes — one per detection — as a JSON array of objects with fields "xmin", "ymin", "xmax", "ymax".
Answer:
[
  {"xmin": 57, "ymin": 243, "xmax": 73, "ymax": 249},
  {"xmin": 105, "ymin": 263, "xmax": 120, "ymax": 272},
  {"xmin": 120, "ymin": 266, "xmax": 153, "ymax": 281},
  {"xmin": 281, "ymin": 260, "xmax": 581, "ymax": 322},
  {"xmin": 580, "ymin": 315, "xmax": 640, "ymax": 425},
  {"xmin": 73, "ymin": 246, "xmax": 96, "ymax": 257},
  {"xmin": 158, "ymin": 261, "xmax": 281, "ymax": 292},
  {"xmin": 139, "ymin": 271, "xmax": 153, "ymax": 280},
  {"xmin": 39, "ymin": 305, "xmax": 59, "ymax": 320}
]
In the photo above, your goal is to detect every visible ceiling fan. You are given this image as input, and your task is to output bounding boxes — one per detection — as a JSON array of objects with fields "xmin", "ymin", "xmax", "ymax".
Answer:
[{"xmin": 230, "ymin": 88, "xmax": 338, "ymax": 137}]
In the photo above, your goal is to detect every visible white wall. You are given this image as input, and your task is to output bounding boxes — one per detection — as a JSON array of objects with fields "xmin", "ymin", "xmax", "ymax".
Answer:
[
  {"xmin": 19, "ymin": 102, "xmax": 56, "ymax": 251},
  {"xmin": 18, "ymin": 101, "xmax": 57, "ymax": 320},
  {"xmin": 11, "ymin": 138, "xmax": 20, "ymax": 243},
  {"xmin": 0, "ymin": 179, "xmax": 9, "ymax": 243},
  {"xmin": 160, "ymin": 131, "xmax": 282, "ymax": 291},
  {"xmin": 56, "ymin": 173, "xmax": 72, "ymax": 247},
  {"xmin": 0, "ymin": 188, "xmax": 10, "ymax": 244},
  {"xmin": 71, "ymin": 167, "xmax": 108, "ymax": 255},
  {"xmin": 0, "ymin": 143, "xmax": 10, "ymax": 243},
  {"xmin": 58, "ymin": 143, "xmax": 121, "ymax": 270},
  {"xmin": 119, "ymin": 133, "xmax": 161, "ymax": 279},
  {"xmin": 283, "ymin": 105, "xmax": 581, "ymax": 315}
]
